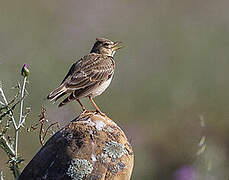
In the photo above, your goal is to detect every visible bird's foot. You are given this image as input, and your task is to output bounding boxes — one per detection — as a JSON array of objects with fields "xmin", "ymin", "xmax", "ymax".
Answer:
[
  {"xmin": 82, "ymin": 108, "xmax": 87, "ymax": 113},
  {"xmin": 81, "ymin": 109, "xmax": 96, "ymax": 115},
  {"xmin": 95, "ymin": 110, "xmax": 106, "ymax": 117}
]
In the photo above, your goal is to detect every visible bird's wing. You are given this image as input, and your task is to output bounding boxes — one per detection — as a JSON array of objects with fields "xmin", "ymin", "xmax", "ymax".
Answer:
[
  {"xmin": 62, "ymin": 53, "xmax": 115, "ymax": 90},
  {"xmin": 60, "ymin": 58, "xmax": 82, "ymax": 84}
]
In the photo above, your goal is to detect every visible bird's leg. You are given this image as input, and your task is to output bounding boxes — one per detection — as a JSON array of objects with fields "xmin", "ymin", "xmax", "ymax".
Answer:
[
  {"xmin": 88, "ymin": 96, "xmax": 105, "ymax": 116},
  {"xmin": 76, "ymin": 99, "xmax": 86, "ymax": 112}
]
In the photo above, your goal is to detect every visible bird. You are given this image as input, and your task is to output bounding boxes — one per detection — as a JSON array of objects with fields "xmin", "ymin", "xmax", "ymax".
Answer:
[{"xmin": 47, "ymin": 38, "xmax": 122, "ymax": 115}]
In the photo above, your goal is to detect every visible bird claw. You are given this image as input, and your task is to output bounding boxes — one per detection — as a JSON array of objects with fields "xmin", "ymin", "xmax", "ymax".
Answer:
[
  {"xmin": 96, "ymin": 110, "xmax": 106, "ymax": 117},
  {"xmin": 81, "ymin": 109, "xmax": 95, "ymax": 115},
  {"xmin": 80, "ymin": 107, "xmax": 106, "ymax": 117}
]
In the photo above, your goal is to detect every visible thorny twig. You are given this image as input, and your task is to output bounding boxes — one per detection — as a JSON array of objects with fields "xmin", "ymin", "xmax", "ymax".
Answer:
[
  {"xmin": 29, "ymin": 107, "xmax": 60, "ymax": 146},
  {"xmin": 0, "ymin": 136, "xmax": 15, "ymax": 157},
  {"xmin": 14, "ymin": 76, "xmax": 27, "ymax": 158},
  {"xmin": 0, "ymin": 88, "xmax": 17, "ymax": 130},
  {"xmin": 0, "ymin": 101, "xmax": 20, "ymax": 124},
  {"xmin": 0, "ymin": 70, "xmax": 30, "ymax": 179},
  {"xmin": 42, "ymin": 122, "xmax": 60, "ymax": 142},
  {"xmin": 17, "ymin": 107, "xmax": 31, "ymax": 129}
]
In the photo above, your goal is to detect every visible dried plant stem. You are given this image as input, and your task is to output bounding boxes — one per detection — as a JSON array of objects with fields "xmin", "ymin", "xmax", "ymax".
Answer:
[
  {"xmin": 14, "ymin": 76, "xmax": 27, "ymax": 158},
  {"xmin": 0, "ymin": 76, "xmax": 28, "ymax": 179},
  {"xmin": 0, "ymin": 136, "xmax": 15, "ymax": 156},
  {"xmin": 0, "ymin": 88, "xmax": 17, "ymax": 130}
]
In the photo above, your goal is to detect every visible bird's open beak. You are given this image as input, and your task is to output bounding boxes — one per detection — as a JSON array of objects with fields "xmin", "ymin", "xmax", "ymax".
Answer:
[{"xmin": 112, "ymin": 41, "xmax": 123, "ymax": 51}]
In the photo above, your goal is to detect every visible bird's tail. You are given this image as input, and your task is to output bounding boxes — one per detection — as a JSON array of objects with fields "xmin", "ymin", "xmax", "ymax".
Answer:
[
  {"xmin": 58, "ymin": 92, "xmax": 76, "ymax": 107},
  {"xmin": 47, "ymin": 85, "xmax": 67, "ymax": 102}
]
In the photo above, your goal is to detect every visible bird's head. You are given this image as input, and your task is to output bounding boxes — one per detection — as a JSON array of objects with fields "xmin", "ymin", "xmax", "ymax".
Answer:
[{"xmin": 90, "ymin": 38, "xmax": 122, "ymax": 57}]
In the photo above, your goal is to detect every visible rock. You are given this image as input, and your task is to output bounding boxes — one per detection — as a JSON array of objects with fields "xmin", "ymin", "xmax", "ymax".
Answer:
[{"xmin": 18, "ymin": 112, "xmax": 134, "ymax": 180}]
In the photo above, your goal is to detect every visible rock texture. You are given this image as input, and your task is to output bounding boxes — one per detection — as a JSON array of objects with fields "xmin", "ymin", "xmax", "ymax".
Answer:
[{"xmin": 18, "ymin": 112, "xmax": 134, "ymax": 180}]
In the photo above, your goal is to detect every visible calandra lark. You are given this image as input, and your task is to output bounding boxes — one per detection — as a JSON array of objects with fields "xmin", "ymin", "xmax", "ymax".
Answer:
[{"xmin": 47, "ymin": 38, "xmax": 122, "ymax": 115}]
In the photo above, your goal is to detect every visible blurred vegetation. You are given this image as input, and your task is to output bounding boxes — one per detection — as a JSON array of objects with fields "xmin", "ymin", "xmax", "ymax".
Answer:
[{"xmin": 1, "ymin": 0, "xmax": 229, "ymax": 179}]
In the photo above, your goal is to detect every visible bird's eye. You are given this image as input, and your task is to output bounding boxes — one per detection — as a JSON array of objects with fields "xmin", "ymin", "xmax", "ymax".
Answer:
[{"xmin": 104, "ymin": 43, "xmax": 109, "ymax": 46}]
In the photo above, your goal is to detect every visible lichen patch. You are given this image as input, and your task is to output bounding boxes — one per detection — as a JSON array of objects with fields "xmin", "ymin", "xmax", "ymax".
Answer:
[
  {"xmin": 82, "ymin": 118, "xmax": 96, "ymax": 126},
  {"xmin": 108, "ymin": 164, "xmax": 119, "ymax": 174},
  {"xmin": 104, "ymin": 126, "xmax": 114, "ymax": 133},
  {"xmin": 95, "ymin": 120, "xmax": 106, "ymax": 131},
  {"xmin": 99, "ymin": 153, "xmax": 109, "ymax": 164},
  {"xmin": 106, "ymin": 119, "xmax": 117, "ymax": 126},
  {"xmin": 67, "ymin": 159, "xmax": 93, "ymax": 180},
  {"xmin": 118, "ymin": 161, "xmax": 126, "ymax": 170},
  {"xmin": 103, "ymin": 141, "xmax": 127, "ymax": 159}
]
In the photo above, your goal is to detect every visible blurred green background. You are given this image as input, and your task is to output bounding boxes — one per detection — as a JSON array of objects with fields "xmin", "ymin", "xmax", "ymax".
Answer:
[{"xmin": 1, "ymin": 0, "xmax": 229, "ymax": 179}]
